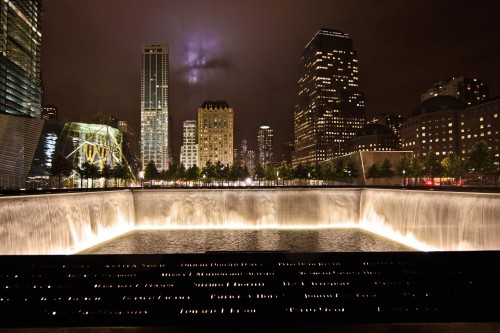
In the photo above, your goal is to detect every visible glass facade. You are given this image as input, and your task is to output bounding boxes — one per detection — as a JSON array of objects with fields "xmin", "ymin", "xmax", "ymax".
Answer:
[
  {"xmin": 257, "ymin": 125, "xmax": 274, "ymax": 166},
  {"xmin": 0, "ymin": 0, "xmax": 42, "ymax": 118},
  {"xmin": 293, "ymin": 28, "xmax": 365, "ymax": 166},
  {"xmin": 180, "ymin": 120, "xmax": 198, "ymax": 168},
  {"xmin": 141, "ymin": 44, "xmax": 170, "ymax": 171}
]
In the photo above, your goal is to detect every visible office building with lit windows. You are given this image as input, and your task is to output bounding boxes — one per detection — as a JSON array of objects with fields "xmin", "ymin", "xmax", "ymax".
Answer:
[
  {"xmin": 0, "ymin": 0, "xmax": 42, "ymax": 118},
  {"xmin": 459, "ymin": 96, "xmax": 500, "ymax": 159},
  {"xmin": 180, "ymin": 120, "xmax": 198, "ymax": 168},
  {"xmin": 401, "ymin": 95, "xmax": 500, "ymax": 164},
  {"xmin": 293, "ymin": 28, "xmax": 365, "ymax": 166},
  {"xmin": 257, "ymin": 125, "xmax": 274, "ymax": 166},
  {"xmin": 347, "ymin": 124, "xmax": 400, "ymax": 154},
  {"xmin": 401, "ymin": 96, "xmax": 466, "ymax": 161},
  {"xmin": 197, "ymin": 99, "xmax": 233, "ymax": 168},
  {"xmin": 140, "ymin": 44, "xmax": 170, "ymax": 171},
  {"xmin": 234, "ymin": 139, "xmax": 255, "ymax": 171},
  {"xmin": 369, "ymin": 113, "xmax": 405, "ymax": 147},
  {"xmin": 421, "ymin": 76, "xmax": 489, "ymax": 106}
]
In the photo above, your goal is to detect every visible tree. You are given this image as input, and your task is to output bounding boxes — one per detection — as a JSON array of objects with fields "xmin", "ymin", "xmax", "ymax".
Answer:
[
  {"xmin": 113, "ymin": 162, "xmax": 131, "ymax": 187},
  {"xmin": 162, "ymin": 163, "xmax": 178, "ymax": 182},
  {"xmin": 201, "ymin": 160, "xmax": 217, "ymax": 185},
  {"xmin": 310, "ymin": 163, "xmax": 322, "ymax": 180},
  {"xmin": 321, "ymin": 160, "xmax": 336, "ymax": 185},
  {"xmin": 252, "ymin": 162, "xmax": 265, "ymax": 186},
  {"xmin": 379, "ymin": 158, "xmax": 395, "ymax": 184},
  {"xmin": 278, "ymin": 161, "xmax": 293, "ymax": 186},
  {"xmin": 48, "ymin": 153, "xmax": 73, "ymax": 189},
  {"xmin": 264, "ymin": 163, "xmax": 277, "ymax": 184},
  {"xmin": 186, "ymin": 164, "xmax": 201, "ymax": 184},
  {"xmin": 466, "ymin": 140, "xmax": 496, "ymax": 186},
  {"xmin": 424, "ymin": 152, "xmax": 444, "ymax": 183},
  {"xmin": 74, "ymin": 164, "xmax": 85, "ymax": 188},
  {"xmin": 336, "ymin": 159, "xmax": 358, "ymax": 185},
  {"xmin": 214, "ymin": 161, "xmax": 227, "ymax": 185},
  {"xmin": 100, "ymin": 162, "xmax": 113, "ymax": 188},
  {"xmin": 345, "ymin": 160, "xmax": 358, "ymax": 185},
  {"xmin": 293, "ymin": 163, "xmax": 309, "ymax": 185},
  {"xmin": 174, "ymin": 163, "xmax": 187, "ymax": 186},
  {"xmin": 144, "ymin": 160, "xmax": 159, "ymax": 184},
  {"xmin": 228, "ymin": 161, "xmax": 244, "ymax": 184},
  {"xmin": 82, "ymin": 162, "xmax": 99, "ymax": 188},
  {"xmin": 335, "ymin": 160, "xmax": 347, "ymax": 183},
  {"xmin": 492, "ymin": 155, "xmax": 500, "ymax": 186},
  {"xmin": 367, "ymin": 163, "xmax": 380, "ymax": 185},
  {"xmin": 409, "ymin": 157, "xmax": 425, "ymax": 186},
  {"xmin": 397, "ymin": 154, "xmax": 412, "ymax": 186},
  {"xmin": 441, "ymin": 152, "xmax": 464, "ymax": 185}
]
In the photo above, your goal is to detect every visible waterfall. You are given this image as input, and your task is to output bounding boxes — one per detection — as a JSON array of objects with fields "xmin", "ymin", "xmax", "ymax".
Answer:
[
  {"xmin": 0, "ymin": 190, "xmax": 135, "ymax": 254},
  {"xmin": 1, "ymin": 188, "xmax": 500, "ymax": 254},
  {"xmin": 359, "ymin": 188, "xmax": 500, "ymax": 251},
  {"xmin": 132, "ymin": 188, "xmax": 361, "ymax": 229}
]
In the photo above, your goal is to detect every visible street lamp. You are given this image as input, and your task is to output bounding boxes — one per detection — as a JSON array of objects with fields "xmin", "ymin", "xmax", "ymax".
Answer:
[
  {"xmin": 348, "ymin": 170, "xmax": 352, "ymax": 186},
  {"xmin": 402, "ymin": 169, "xmax": 406, "ymax": 187},
  {"xmin": 276, "ymin": 171, "xmax": 279, "ymax": 187}
]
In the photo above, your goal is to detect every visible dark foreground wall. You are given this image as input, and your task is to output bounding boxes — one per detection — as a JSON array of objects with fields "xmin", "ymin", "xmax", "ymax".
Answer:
[{"xmin": 0, "ymin": 251, "xmax": 499, "ymax": 332}]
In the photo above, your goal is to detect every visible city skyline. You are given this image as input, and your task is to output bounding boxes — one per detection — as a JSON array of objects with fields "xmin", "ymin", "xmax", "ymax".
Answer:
[{"xmin": 41, "ymin": 0, "xmax": 500, "ymax": 160}]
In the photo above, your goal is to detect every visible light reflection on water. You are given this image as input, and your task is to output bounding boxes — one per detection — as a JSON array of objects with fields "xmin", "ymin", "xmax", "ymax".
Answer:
[{"xmin": 80, "ymin": 228, "xmax": 415, "ymax": 254}]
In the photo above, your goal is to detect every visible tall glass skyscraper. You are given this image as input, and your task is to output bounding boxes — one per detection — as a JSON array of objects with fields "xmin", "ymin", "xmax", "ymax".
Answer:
[
  {"xmin": 257, "ymin": 125, "xmax": 274, "ymax": 166},
  {"xmin": 293, "ymin": 28, "xmax": 365, "ymax": 166},
  {"xmin": 141, "ymin": 44, "xmax": 170, "ymax": 171},
  {"xmin": 180, "ymin": 120, "xmax": 198, "ymax": 169},
  {"xmin": 0, "ymin": 0, "xmax": 42, "ymax": 118}
]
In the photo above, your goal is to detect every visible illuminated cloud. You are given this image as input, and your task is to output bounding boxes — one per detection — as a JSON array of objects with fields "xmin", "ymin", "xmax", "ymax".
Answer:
[{"xmin": 180, "ymin": 31, "xmax": 231, "ymax": 86}]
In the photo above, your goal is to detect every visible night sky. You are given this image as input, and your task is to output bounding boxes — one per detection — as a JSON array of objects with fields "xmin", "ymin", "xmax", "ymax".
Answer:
[{"xmin": 41, "ymin": 0, "xmax": 500, "ymax": 160}]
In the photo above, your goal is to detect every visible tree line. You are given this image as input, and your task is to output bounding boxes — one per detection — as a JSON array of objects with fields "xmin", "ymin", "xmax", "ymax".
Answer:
[
  {"xmin": 142, "ymin": 158, "xmax": 359, "ymax": 186},
  {"xmin": 48, "ymin": 153, "xmax": 133, "ymax": 189},
  {"xmin": 366, "ymin": 141, "xmax": 499, "ymax": 186},
  {"xmin": 47, "ymin": 140, "xmax": 499, "ymax": 188}
]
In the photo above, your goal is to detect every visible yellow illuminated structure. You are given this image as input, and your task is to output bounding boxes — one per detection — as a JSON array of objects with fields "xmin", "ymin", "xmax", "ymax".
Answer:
[{"xmin": 197, "ymin": 100, "xmax": 234, "ymax": 168}]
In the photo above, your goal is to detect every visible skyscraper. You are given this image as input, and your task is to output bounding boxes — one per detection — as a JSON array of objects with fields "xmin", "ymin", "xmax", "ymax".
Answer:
[
  {"xmin": 293, "ymin": 28, "xmax": 365, "ymax": 166},
  {"xmin": 141, "ymin": 44, "xmax": 170, "ymax": 171},
  {"xmin": 257, "ymin": 125, "xmax": 274, "ymax": 166},
  {"xmin": 0, "ymin": 0, "xmax": 43, "ymax": 118},
  {"xmin": 197, "ymin": 99, "xmax": 233, "ymax": 168},
  {"xmin": 180, "ymin": 120, "xmax": 198, "ymax": 169},
  {"xmin": 235, "ymin": 139, "xmax": 255, "ymax": 171}
]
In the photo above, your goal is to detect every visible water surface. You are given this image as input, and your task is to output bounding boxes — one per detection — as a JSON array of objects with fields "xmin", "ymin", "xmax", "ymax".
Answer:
[{"xmin": 80, "ymin": 228, "xmax": 415, "ymax": 254}]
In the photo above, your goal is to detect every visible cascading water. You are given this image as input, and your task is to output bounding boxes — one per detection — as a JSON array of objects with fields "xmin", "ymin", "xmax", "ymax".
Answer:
[
  {"xmin": 132, "ymin": 188, "xmax": 361, "ymax": 229},
  {"xmin": 1, "ymin": 188, "xmax": 500, "ymax": 254},
  {"xmin": 359, "ymin": 188, "xmax": 500, "ymax": 251},
  {"xmin": 0, "ymin": 190, "xmax": 135, "ymax": 254}
]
